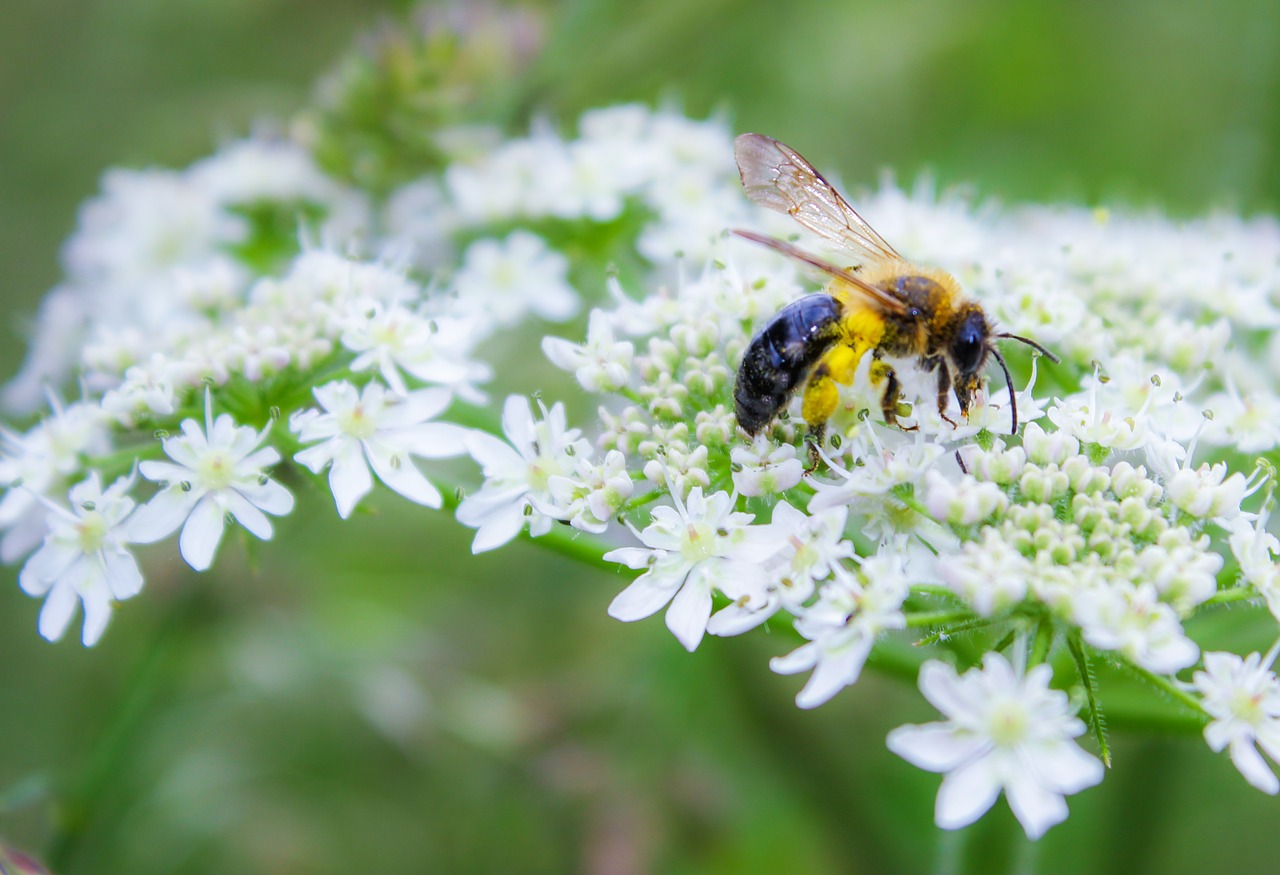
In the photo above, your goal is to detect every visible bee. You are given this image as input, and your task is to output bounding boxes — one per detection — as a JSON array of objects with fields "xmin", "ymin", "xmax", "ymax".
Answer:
[{"xmin": 731, "ymin": 133, "xmax": 1057, "ymax": 458}]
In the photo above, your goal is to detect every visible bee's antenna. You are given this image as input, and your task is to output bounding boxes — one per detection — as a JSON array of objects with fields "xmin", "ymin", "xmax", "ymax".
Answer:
[
  {"xmin": 996, "ymin": 332, "xmax": 1061, "ymax": 364},
  {"xmin": 991, "ymin": 346, "xmax": 1018, "ymax": 436}
]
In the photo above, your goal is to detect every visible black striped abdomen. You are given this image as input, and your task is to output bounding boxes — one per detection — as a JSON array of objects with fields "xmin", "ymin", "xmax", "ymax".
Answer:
[{"xmin": 734, "ymin": 295, "xmax": 843, "ymax": 435}]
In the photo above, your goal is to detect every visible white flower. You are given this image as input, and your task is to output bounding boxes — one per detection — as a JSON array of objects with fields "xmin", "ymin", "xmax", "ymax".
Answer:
[
  {"xmin": 1230, "ymin": 516, "xmax": 1280, "ymax": 618},
  {"xmin": 808, "ymin": 440, "xmax": 946, "ymax": 511},
  {"xmin": 541, "ymin": 309, "xmax": 635, "ymax": 393},
  {"xmin": 605, "ymin": 488, "xmax": 770, "ymax": 652},
  {"xmin": 543, "ymin": 449, "xmax": 634, "ymax": 534},
  {"xmin": 130, "ymin": 404, "xmax": 294, "ymax": 571},
  {"xmin": 456, "ymin": 395, "xmax": 590, "ymax": 552},
  {"xmin": 0, "ymin": 400, "xmax": 110, "ymax": 562},
  {"xmin": 769, "ymin": 555, "xmax": 908, "ymax": 707},
  {"xmin": 922, "ymin": 469, "xmax": 1007, "ymax": 527},
  {"xmin": 1047, "ymin": 395, "xmax": 1146, "ymax": 452},
  {"xmin": 291, "ymin": 381, "xmax": 468, "ymax": 519},
  {"xmin": 709, "ymin": 500, "xmax": 853, "ymax": 637},
  {"xmin": 18, "ymin": 472, "xmax": 144, "ymax": 646},
  {"xmin": 1166, "ymin": 461, "xmax": 1248, "ymax": 522},
  {"xmin": 1073, "ymin": 582, "xmax": 1198, "ymax": 674},
  {"xmin": 452, "ymin": 231, "xmax": 578, "ymax": 327},
  {"xmin": 63, "ymin": 167, "xmax": 242, "ymax": 286},
  {"xmin": 939, "ymin": 530, "xmax": 1033, "ymax": 616},
  {"xmin": 887, "ymin": 653, "xmax": 1104, "ymax": 839},
  {"xmin": 343, "ymin": 304, "xmax": 492, "ymax": 403},
  {"xmin": 1193, "ymin": 647, "xmax": 1280, "ymax": 794},
  {"xmin": 730, "ymin": 441, "xmax": 805, "ymax": 497}
]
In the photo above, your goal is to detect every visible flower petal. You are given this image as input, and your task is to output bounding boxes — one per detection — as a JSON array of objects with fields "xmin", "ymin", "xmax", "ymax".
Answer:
[
  {"xmin": 80, "ymin": 583, "xmax": 113, "ymax": 647},
  {"xmin": 223, "ymin": 490, "xmax": 274, "ymax": 540},
  {"xmin": 608, "ymin": 566, "xmax": 685, "ymax": 623},
  {"xmin": 37, "ymin": 581, "xmax": 78, "ymax": 642},
  {"xmin": 329, "ymin": 441, "xmax": 374, "ymax": 518},
  {"xmin": 1005, "ymin": 765, "xmax": 1070, "ymax": 839},
  {"xmin": 103, "ymin": 548, "xmax": 145, "ymax": 600},
  {"xmin": 934, "ymin": 757, "xmax": 1003, "ymax": 831},
  {"xmin": 468, "ymin": 502, "xmax": 526, "ymax": 553},
  {"xmin": 886, "ymin": 724, "xmax": 989, "ymax": 773},
  {"xmin": 367, "ymin": 441, "xmax": 442, "ymax": 509},
  {"xmin": 665, "ymin": 568, "xmax": 712, "ymax": 652},
  {"xmin": 128, "ymin": 488, "xmax": 198, "ymax": 544},
  {"xmin": 179, "ymin": 496, "xmax": 225, "ymax": 571}
]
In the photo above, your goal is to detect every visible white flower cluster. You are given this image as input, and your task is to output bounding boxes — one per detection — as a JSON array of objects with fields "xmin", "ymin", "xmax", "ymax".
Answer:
[
  {"xmin": 522, "ymin": 120, "xmax": 1280, "ymax": 838},
  {"xmin": 8, "ymin": 95, "xmax": 1280, "ymax": 841},
  {"xmin": 0, "ymin": 104, "xmax": 764, "ymax": 649}
]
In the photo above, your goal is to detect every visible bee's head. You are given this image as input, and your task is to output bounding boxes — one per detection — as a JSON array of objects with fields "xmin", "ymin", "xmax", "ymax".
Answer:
[{"xmin": 948, "ymin": 308, "xmax": 990, "ymax": 415}]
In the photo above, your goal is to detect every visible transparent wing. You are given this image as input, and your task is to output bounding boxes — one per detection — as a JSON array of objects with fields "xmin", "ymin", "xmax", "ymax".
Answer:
[
  {"xmin": 734, "ymin": 133, "xmax": 903, "ymax": 265},
  {"xmin": 732, "ymin": 230, "xmax": 906, "ymax": 316}
]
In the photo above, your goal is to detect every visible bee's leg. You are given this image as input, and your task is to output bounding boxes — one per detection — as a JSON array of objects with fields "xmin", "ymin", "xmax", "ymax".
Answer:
[
  {"xmin": 804, "ymin": 423, "xmax": 825, "ymax": 472},
  {"xmin": 934, "ymin": 358, "xmax": 958, "ymax": 427},
  {"xmin": 870, "ymin": 358, "xmax": 917, "ymax": 432},
  {"xmin": 800, "ymin": 366, "xmax": 838, "ymax": 471},
  {"xmin": 800, "ymin": 344, "xmax": 863, "ymax": 470}
]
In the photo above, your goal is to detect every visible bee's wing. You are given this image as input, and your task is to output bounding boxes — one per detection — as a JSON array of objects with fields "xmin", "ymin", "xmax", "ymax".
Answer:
[
  {"xmin": 735, "ymin": 133, "xmax": 903, "ymax": 265},
  {"xmin": 732, "ymin": 230, "xmax": 907, "ymax": 317}
]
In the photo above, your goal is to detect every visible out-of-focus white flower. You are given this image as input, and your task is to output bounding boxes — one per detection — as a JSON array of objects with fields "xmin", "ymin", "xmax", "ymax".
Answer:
[
  {"xmin": 63, "ymin": 167, "xmax": 243, "ymax": 287},
  {"xmin": 887, "ymin": 653, "xmax": 1104, "ymax": 839},
  {"xmin": 130, "ymin": 403, "xmax": 294, "ymax": 571},
  {"xmin": 0, "ymin": 400, "xmax": 110, "ymax": 563},
  {"xmin": 605, "ymin": 487, "xmax": 770, "ymax": 652},
  {"xmin": 1193, "ymin": 646, "xmax": 1280, "ymax": 794},
  {"xmin": 769, "ymin": 554, "xmax": 907, "ymax": 708},
  {"xmin": 452, "ymin": 231, "xmax": 578, "ymax": 327},
  {"xmin": 457, "ymin": 395, "xmax": 590, "ymax": 552},
  {"xmin": 291, "ymin": 382, "xmax": 468, "ymax": 518},
  {"xmin": 19, "ymin": 472, "xmax": 143, "ymax": 646}
]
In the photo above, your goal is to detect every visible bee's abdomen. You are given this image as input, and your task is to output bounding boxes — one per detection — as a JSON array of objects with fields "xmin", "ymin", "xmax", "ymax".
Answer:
[{"xmin": 734, "ymin": 294, "xmax": 843, "ymax": 435}]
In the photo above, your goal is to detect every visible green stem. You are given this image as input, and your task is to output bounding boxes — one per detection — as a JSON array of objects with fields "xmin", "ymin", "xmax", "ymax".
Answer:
[
  {"xmin": 1028, "ymin": 614, "xmax": 1054, "ymax": 667},
  {"xmin": 1117, "ymin": 657, "xmax": 1207, "ymax": 720},
  {"xmin": 46, "ymin": 588, "xmax": 206, "ymax": 871},
  {"xmin": 1203, "ymin": 586, "xmax": 1257, "ymax": 607},
  {"xmin": 906, "ymin": 609, "xmax": 976, "ymax": 628}
]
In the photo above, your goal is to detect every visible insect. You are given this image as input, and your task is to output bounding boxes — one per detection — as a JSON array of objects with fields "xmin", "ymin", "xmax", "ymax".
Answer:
[{"xmin": 731, "ymin": 133, "xmax": 1057, "ymax": 459}]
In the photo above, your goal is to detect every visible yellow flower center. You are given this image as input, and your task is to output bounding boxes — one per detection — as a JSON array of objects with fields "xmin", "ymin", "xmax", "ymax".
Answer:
[
  {"xmin": 198, "ymin": 449, "xmax": 236, "ymax": 491},
  {"xmin": 76, "ymin": 510, "xmax": 108, "ymax": 554}
]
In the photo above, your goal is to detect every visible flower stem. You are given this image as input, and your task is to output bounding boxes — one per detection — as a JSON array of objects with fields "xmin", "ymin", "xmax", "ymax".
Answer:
[
  {"xmin": 45, "ymin": 587, "xmax": 207, "ymax": 871},
  {"xmin": 1116, "ymin": 657, "xmax": 1207, "ymax": 721}
]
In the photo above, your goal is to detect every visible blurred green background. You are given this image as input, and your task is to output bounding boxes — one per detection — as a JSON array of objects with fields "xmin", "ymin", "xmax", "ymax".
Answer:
[{"xmin": 2, "ymin": 0, "xmax": 1280, "ymax": 873}]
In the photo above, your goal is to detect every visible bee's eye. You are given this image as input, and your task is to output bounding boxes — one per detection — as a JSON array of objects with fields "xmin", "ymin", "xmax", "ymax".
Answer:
[{"xmin": 952, "ymin": 314, "xmax": 988, "ymax": 374}]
